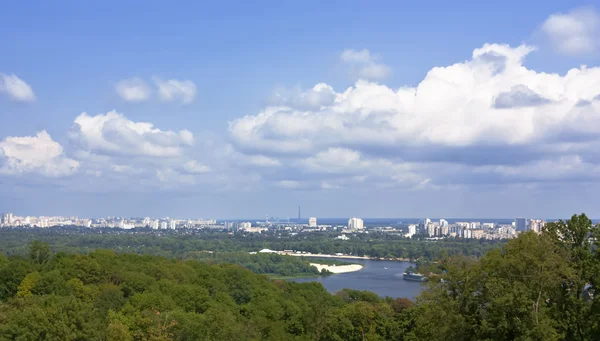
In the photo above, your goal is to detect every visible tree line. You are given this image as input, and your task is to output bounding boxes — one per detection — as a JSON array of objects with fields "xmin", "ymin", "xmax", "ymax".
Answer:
[{"xmin": 0, "ymin": 213, "xmax": 598, "ymax": 340}]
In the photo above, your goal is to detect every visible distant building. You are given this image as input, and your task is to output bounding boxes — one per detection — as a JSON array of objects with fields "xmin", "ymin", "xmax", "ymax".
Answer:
[
  {"xmin": 160, "ymin": 221, "xmax": 168, "ymax": 230},
  {"xmin": 482, "ymin": 222, "xmax": 495, "ymax": 230},
  {"xmin": 308, "ymin": 217, "xmax": 317, "ymax": 228},
  {"xmin": 440, "ymin": 225, "xmax": 449, "ymax": 236},
  {"xmin": 528, "ymin": 219, "xmax": 545, "ymax": 233},
  {"xmin": 463, "ymin": 229, "xmax": 472, "ymax": 239},
  {"xmin": 439, "ymin": 219, "xmax": 448, "ymax": 227},
  {"xmin": 347, "ymin": 217, "xmax": 364, "ymax": 230},
  {"xmin": 427, "ymin": 223, "xmax": 436, "ymax": 237},
  {"xmin": 169, "ymin": 220, "xmax": 177, "ymax": 229},
  {"xmin": 515, "ymin": 218, "xmax": 528, "ymax": 232},
  {"xmin": 405, "ymin": 224, "xmax": 417, "ymax": 238},
  {"xmin": 472, "ymin": 229, "xmax": 484, "ymax": 239},
  {"xmin": 2, "ymin": 212, "xmax": 13, "ymax": 225},
  {"xmin": 151, "ymin": 220, "xmax": 159, "ymax": 230},
  {"xmin": 240, "ymin": 222, "xmax": 252, "ymax": 229},
  {"xmin": 336, "ymin": 234, "xmax": 350, "ymax": 240}
]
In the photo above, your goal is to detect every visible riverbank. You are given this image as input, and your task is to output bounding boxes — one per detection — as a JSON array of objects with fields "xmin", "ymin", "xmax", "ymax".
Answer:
[
  {"xmin": 310, "ymin": 263, "xmax": 364, "ymax": 274},
  {"xmin": 286, "ymin": 252, "xmax": 411, "ymax": 262}
]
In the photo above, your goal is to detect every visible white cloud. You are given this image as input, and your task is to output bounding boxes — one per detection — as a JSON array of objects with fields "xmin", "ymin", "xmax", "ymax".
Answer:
[
  {"xmin": 115, "ymin": 78, "xmax": 151, "ymax": 102},
  {"xmin": 229, "ymin": 43, "xmax": 600, "ymax": 188},
  {"xmin": 0, "ymin": 131, "xmax": 78, "ymax": 177},
  {"xmin": 182, "ymin": 160, "xmax": 211, "ymax": 173},
  {"xmin": 70, "ymin": 110, "xmax": 194, "ymax": 157},
  {"xmin": 153, "ymin": 77, "xmax": 197, "ymax": 104},
  {"xmin": 300, "ymin": 148, "xmax": 361, "ymax": 173},
  {"xmin": 340, "ymin": 49, "xmax": 391, "ymax": 80},
  {"xmin": 541, "ymin": 7, "xmax": 600, "ymax": 55},
  {"xmin": 269, "ymin": 83, "xmax": 336, "ymax": 109},
  {"xmin": 221, "ymin": 144, "xmax": 282, "ymax": 167},
  {"xmin": 231, "ymin": 43, "xmax": 600, "ymax": 153},
  {"xmin": 0, "ymin": 73, "xmax": 36, "ymax": 102}
]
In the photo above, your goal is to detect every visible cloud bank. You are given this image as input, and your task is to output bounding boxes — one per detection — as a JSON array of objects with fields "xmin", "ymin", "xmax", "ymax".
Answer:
[{"xmin": 229, "ymin": 43, "xmax": 600, "ymax": 189}]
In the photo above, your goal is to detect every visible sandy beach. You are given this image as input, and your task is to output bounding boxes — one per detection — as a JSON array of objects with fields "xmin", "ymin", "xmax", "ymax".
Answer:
[
  {"xmin": 285, "ymin": 252, "xmax": 410, "ymax": 262},
  {"xmin": 310, "ymin": 263, "xmax": 364, "ymax": 274}
]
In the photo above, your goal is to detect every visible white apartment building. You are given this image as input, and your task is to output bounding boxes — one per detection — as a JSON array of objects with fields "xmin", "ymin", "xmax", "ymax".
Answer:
[
  {"xmin": 405, "ymin": 224, "xmax": 417, "ymax": 238},
  {"xmin": 347, "ymin": 217, "xmax": 364, "ymax": 230},
  {"xmin": 308, "ymin": 217, "xmax": 317, "ymax": 228}
]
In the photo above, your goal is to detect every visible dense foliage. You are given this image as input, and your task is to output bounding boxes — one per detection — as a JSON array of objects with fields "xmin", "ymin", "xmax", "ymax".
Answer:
[
  {"xmin": 0, "ymin": 246, "xmax": 413, "ymax": 341},
  {"xmin": 1, "ymin": 214, "xmax": 598, "ymax": 340},
  {"xmin": 413, "ymin": 213, "xmax": 600, "ymax": 340},
  {"xmin": 188, "ymin": 252, "xmax": 327, "ymax": 277},
  {"xmin": 0, "ymin": 227, "xmax": 501, "ymax": 260}
]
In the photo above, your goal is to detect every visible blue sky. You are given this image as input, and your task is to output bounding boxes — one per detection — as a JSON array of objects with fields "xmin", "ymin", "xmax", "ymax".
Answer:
[{"xmin": 1, "ymin": 0, "xmax": 600, "ymax": 219}]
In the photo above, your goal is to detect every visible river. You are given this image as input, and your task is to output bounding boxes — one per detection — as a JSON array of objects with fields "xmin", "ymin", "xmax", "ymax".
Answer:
[{"xmin": 290, "ymin": 258, "xmax": 423, "ymax": 300}]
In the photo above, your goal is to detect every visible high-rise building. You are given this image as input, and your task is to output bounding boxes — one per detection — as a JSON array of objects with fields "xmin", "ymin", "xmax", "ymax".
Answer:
[
  {"xmin": 427, "ymin": 223, "xmax": 436, "ymax": 237},
  {"xmin": 405, "ymin": 224, "xmax": 417, "ymax": 238},
  {"xmin": 528, "ymin": 219, "xmax": 545, "ymax": 233},
  {"xmin": 440, "ymin": 225, "xmax": 449, "ymax": 236},
  {"xmin": 347, "ymin": 217, "xmax": 364, "ymax": 230},
  {"xmin": 308, "ymin": 217, "xmax": 317, "ymax": 228},
  {"xmin": 515, "ymin": 218, "xmax": 528, "ymax": 232},
  {"xmin": 2, "ymin": 213, "xmax": 13, "ymax": 225},
  {"xmin": 151, "ymin": 220, "xmax": 159, "ymax": 229},
  {"xmin": 169, "ymin": 220, "xmax": 177, "ymax": 229},
  {"xmin": 439, "ymin": 219, "xmax": 448, "ymax": 227},
  {"xmin": 160, "ymin": 221, "xmax": 168, "ymax": 230}
]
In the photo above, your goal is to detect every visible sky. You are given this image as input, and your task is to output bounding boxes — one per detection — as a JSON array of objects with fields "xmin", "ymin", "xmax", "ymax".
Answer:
[{"xmin": 1, "ymin": 0, "xmax": 600, "ymax": 219}]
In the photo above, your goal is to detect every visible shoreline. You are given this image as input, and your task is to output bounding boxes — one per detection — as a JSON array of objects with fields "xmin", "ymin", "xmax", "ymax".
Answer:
[
  {"xmin": 310, "ymin": 263, "xmax": 364, "ymax": 274},
  {"xmin": 285, "ymin": 252, "xmax": 411, "ymax": 262}
]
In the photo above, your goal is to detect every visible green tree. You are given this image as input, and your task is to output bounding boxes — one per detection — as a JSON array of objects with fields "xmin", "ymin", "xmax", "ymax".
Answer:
[{"xmin": 28, "ymin": 240, "xmax": 51, "ymax": 265}]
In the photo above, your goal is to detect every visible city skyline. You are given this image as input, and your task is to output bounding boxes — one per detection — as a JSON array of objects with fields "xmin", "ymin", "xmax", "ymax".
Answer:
[{"xmin": 2, "ymin": 1, "xmax": 600, "ymax": 218}]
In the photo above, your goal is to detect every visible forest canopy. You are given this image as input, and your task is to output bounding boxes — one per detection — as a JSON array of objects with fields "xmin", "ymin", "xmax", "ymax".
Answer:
[{"xmin": 0, "ymin": 213, "xmax": 598, "ymax": 340}]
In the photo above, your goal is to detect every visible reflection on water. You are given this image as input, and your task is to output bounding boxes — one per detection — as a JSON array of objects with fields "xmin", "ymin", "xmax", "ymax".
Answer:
[{"xmin": 291, "ymin": 258, "xmax": 423, "ymax": 300}]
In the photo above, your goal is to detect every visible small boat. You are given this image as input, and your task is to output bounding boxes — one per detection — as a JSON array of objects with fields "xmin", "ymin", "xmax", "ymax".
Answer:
[{"xmin": 403, "ymin": 272, "xmax": 426, "ymax": 282}]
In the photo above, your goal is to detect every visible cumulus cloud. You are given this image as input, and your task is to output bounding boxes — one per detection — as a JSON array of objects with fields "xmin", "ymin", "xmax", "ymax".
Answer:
[
  {"xmin": 115, "ymin": 78, "xmax": 151, "ymax": 102},
  {"xmin": 541, "ymin": 7, "xmax": 600, "ymax": 55},
  {"xmin": 494, "ymin": 85, "xmax": 552, "ymax": 108},
  {"xmin": 182, "ymin": 160, "xmax": 211, "ymax": 174},
  {"xmin": 231, "ymin": 43, "xmax": 600, "ymax": 151},
  {"xmin": 300, "ymin": 148, "xmax": 361, "ymax": 173},
  {"xmin": 269, "ymin": 83, "xmax": 336, "ymax": 109},
  {"xmin": 0, "ymin": 73, "xmax": 35, "ymax": 102},
  {"xmin": 0, "ymin": 131, "xmax": 78, "ymax": 177},
  {"xmin": 70, "ymin": 110, "xmax": 194, "ymax": 158},
  {"xmin": 153, "ymin": 77, "xmax": 197, "ymax": 104},
  {"xmin": 340, "ymin": 49, "xmax": 391, "ymax": 80},
  {"xmin": 229, "ymin": 43, "xmax": 600, "ymax": 188}
]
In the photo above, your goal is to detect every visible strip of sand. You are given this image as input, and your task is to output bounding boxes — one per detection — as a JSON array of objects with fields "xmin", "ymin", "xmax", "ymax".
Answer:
[{"xmin": 310, "ymin": 263, "xmax": 363, "ymax": 274}]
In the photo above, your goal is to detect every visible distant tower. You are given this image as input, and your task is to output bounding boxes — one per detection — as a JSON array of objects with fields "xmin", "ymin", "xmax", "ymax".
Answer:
[{"xmin": 298, "ymin": 206, "xmax": 301, "ymax": 220}]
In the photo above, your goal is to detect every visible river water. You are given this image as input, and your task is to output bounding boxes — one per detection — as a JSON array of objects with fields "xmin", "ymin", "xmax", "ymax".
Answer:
[{"xmin": 291, "ymin": 258, "xmax": 424, "ymax": 300}]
